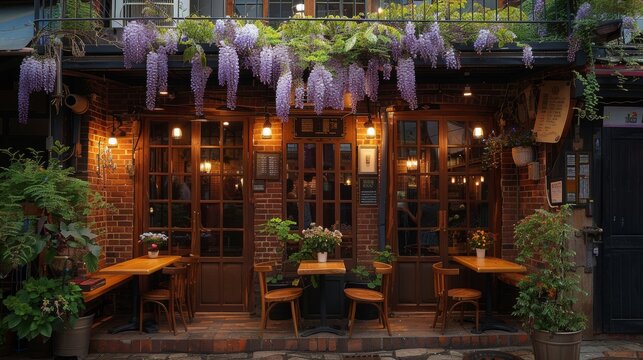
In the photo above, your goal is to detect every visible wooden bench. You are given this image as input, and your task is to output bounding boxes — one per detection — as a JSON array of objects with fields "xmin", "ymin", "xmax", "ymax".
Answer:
[{"xmin": 82, "ymin": 273, "xmax": 132, "ymax": 303}]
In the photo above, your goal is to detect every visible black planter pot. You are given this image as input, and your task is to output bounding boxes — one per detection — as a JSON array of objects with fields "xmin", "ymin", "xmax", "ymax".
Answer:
[{"xmin": 344, "ymin": 282, "xmax": 380, "ymax": 320}]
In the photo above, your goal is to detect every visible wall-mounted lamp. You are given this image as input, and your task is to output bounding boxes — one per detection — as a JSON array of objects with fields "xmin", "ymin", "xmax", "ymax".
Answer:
[
  {"xmin": 107, "ymin": 114, "xmax": 125, "ymax": 146},
  {"xmin": 293, "ymin": 3, "xmax": 305, "ymax": 14},
  {"xmin": 472, "ymin": 125, "xmax": 484, "ymax": 139},
  {"xmin": 172, "ymin": 126, "xmax": 183, "ymax": 139},
  {"xmin": 365, "ymin": 117, "xmax": 376, "ymax": 139},
  {"xmin": 223, "ymin": 121, "xmax": 230, "ymax": 126},
  {"xmin": 463, "ymin": 85, "xmax": 472, "ymax": 97},
  {"xmin": 262, "ymin": 114, "xmax": 272, "ymax": 139},
  {"xmin": 96, "ymin": 139, "xmax": 117, "ymax": 181}
]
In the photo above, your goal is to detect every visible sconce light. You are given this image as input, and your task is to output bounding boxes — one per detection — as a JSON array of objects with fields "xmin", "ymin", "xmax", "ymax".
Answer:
[
  {"xmin": 472, "ymin": 125, "xmax": 484, "ymax": 139},
  {"xmin": 107, "ymin": 114, "xmax": 125, "ymax": 146},
  {"xmin": 200, "ymin": 160, "xmax": 212, "ymax": 174},
  {"xmin": 463, "ymin": 85, "xmax": 472, "ymax": 97},
  {"xmin": 172, "ymin": 126, "xmax": 183, "ymax": 139},
  {"xmin": 406, "ymin": 157, "xmax": 418, "ymax": 171},
  {"xmin": 480, "ymin": 176, "xmax": 485, "ymax": 182},
  {"xmin": 223, "ymin": 121, "xmax": 230, "ymax": 126},
  {"xmin": 451, "ymin": 176, "xmax": 456, "ymax": 184},
  {"xmin": 262, "ymin": 114, "xmax": 272, "ymax": 139},
  {"xmin": 345, "ymin": 177, "xmax": 352, "ymax": 186},
  {"xmin": 159, "ymin": 90, "xmax": 169, "ymax": 96},
  {"xmin": 365, "ymin": 116, "xmax": 376, "ymax": 139},
  {"xmin": 96, "ymin": 139, "xmax": 117, "ymax": 181},
  {"xmin": 293, "ymin": 3, "xmax": 305, "ymax": 14}
]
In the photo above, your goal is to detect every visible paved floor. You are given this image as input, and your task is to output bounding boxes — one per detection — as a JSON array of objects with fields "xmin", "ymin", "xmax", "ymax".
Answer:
[{"xmin": 5, "ymin": 340, "xmax": 642, "ymax": 360}]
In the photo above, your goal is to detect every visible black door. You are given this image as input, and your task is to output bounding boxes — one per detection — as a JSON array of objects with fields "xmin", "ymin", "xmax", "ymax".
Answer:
[{"xmin": 601, "ymin": 128, "xmax": 643, "ymax": 333}]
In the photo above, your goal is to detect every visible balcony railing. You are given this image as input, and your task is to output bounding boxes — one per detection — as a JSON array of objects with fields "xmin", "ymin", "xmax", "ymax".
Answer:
[{"xmin": 34, "ymin": 0, "xmax": 573, "ymax": 36}]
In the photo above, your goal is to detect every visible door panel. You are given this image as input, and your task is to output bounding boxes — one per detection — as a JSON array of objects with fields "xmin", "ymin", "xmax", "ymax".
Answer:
[
  {"xmin": 392, "ymin": 114, "xmax": 490, "ymax": 310},
  {"xmin": 602, "ymin": 129, "xmax": 643, "ymax": 332},
  {"xmin": 143, "ymin": 119, "xmax": 249, "ymax": 313}
]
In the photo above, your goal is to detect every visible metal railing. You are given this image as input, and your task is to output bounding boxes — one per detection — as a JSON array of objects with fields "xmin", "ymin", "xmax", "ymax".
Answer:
[{"xmin": 33, "ymin": 0, "xmax": 573, "ymax": 37}]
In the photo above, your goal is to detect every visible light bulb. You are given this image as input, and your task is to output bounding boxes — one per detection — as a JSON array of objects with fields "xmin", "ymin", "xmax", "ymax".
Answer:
[
  {"xmin": 473, "ymin": 126, "xmax": 484, "ymax": 138},
  {"xmin": 262, "ymin": 118, "xmax": 272, "ymax": 139},
  {"xmin": 107, "ymin": 136, "xmax": 118, "ymax": 146},
  {"xmin": 463, "ymin": 85, "xmax": 472, "ymax": 97},
  {"xmin": 172, "ymin": 127, "xmax": 182, "ymax": 139}
]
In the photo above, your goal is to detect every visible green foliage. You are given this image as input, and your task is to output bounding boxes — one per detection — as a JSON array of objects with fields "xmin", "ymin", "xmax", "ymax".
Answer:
[
  {"xmin": 512, "ymin": 205, "xmax": 587, "ymax": 333},
  {"xmin": 1, "ymin": 277, "xmax": 84, "ymax": 341},
  {"xmin": 177, "ymin": 16, "xmax": 215, "ymax": 44},
  {"xmin": 574, "ymin": 70, "xmax": 602, "ymax": 121},
  {"xmin": 261, "ymin": 218, "xmax": 302, "ymax": 285},
  {"xmin": 349, "ymin": 246, "xmax": 395, "ymax": 289},
  {"xmin": 0, "ymin": 141, "xmax": 109, "ymax": 274}
]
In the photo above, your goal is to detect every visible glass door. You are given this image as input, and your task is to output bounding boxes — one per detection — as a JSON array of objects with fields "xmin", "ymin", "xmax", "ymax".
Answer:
[
  {"xmin": 393, "ymin": 115, "xmax": 490, "ymax": 310},
  {"xmin": 144, "ymin": 119, "xmax": 249, "ymax": 312}
]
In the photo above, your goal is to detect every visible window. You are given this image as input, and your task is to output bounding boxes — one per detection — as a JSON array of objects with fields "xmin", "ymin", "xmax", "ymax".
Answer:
[
  {"xmin": 316, "ymin": 0, "xmax": 365, "ymax": 17},
  {"xmin": 190, "ymin": 0, "xmax": 226, "ymax": 17},
  {"xmin": 269, "ymin": 0, "xmax": 295, "ymax": 18},
  {"xmin": 234, "ymin": 0, "xmax": 263, "ymax": 17}
]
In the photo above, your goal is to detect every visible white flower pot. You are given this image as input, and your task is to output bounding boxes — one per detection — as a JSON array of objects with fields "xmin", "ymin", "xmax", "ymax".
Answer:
[
  {"xmin": 317, "ymin": 252, "xmax": 328, "ymax": 263},
  {"xmin": 511, "ymin": 146, "xmax": 534, "ymax": 167},
  {"xmin": 148, "ymin": 250, "xmax": 159, "ymax": 258},
  {"xmin": 476, "ymin": 248, "xmax": 486, "ymax": 258}
]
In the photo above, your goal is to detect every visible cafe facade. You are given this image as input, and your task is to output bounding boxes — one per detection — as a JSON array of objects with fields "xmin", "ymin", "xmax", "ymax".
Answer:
[{"xmin": 2, "ymin": 0, "xmax": 642, "ymax": 336}]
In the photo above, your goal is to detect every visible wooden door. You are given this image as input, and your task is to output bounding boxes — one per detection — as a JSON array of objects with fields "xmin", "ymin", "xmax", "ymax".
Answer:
[
  {"xmin": 391, "ymin": 112, "xmax": 491, "ymax": 310},
  {"xmin": 143, "ymin": 119, "xmax": 250, "ymax": 312},
  {"xmin": 601, "ymin": 128, "xmax": 643, "ymax": 332}
]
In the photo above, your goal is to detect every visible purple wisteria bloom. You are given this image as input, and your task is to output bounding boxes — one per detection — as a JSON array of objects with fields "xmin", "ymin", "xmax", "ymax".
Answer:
[
  {"xmin": 218, "ymin": 45, "xmax": 239, "ymax": 110},
  {"xmin": 146, "ymin": 52, "xmax": 159, "ymax": 110},
  {"xmin": 294, "ymin": 85, "xmax": 305, "ymax": 109},
  {"xmin": 522, "ymin": 45, "xmax": 534, "ymax": 68},
  {"xmin": 403, "ymin": 22, "xmax": 418, "ymax": 57},
  {"xmin": 276, "ymin": 71, "xmax": 292, "ymax": 121},
  {"xmin": 259, "ymin": 46, "xmax": 273, "ymax": 85},
  {"xmin": 191, "ymin": 53, "xmax": 212, "ymax": 116},
  {"xmin": 397, "ymin": 57, "xmax": 417, "ymax": 110},
  {"xmin": 234, "ymin": 24, "xmax": 259, "ymax": 52},
  {"xmin": 348, "ymin": 63, "xmax": 365, "ymax": 111},
  {"xmin": 474, "ymin": 29, "xmax": 498, "ymax": 54},
  {"xmin": 444, "ymin": 48, "xmax": 461, "ymax": 70},
  {"xmin": 123, "ymin": 21, "xmax": 158, "ymax": 69},
  {"xmin": 575, "ymin": 3, "xmax": 591, "ymax": 21}
]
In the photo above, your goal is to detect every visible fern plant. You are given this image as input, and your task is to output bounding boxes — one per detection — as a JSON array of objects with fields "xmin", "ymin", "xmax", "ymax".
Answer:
[{"xmin": 0, "ymin": 141, "xmax": 109, "ymax": 274}]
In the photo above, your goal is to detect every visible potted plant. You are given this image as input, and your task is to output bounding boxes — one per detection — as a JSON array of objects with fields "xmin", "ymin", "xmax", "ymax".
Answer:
[
  {"xmin": 300, "ymin": 223, "xmax": 343, "ymax": 263},
  {"xmin": 512, "ymin": 205, "xmax": 587, "ymax": 360},
  {"xmin": 1, "ymin": 277, "xmax": 85, "ymax": 354},
  {"xmin": 482, "ymin": 128, "xmax": 536, "ymax": 169},
  {"xmin": 139, "ymin": 232, "xmax": 169, "ymax": 258},
  {"xmin": 468, "ymin": 230, "xmax": 493, "ymax": 258}
]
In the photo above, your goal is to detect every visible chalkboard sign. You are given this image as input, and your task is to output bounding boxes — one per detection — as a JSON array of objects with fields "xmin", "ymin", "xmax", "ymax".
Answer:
[
  {"xmin": 359, "ymin": 178, "xmax": 378, "ymax": 206},
  {"xmin": 255, "ymin": 152, "xmax": 281, "ymax": 180},
  {"xmin": 294, "ymin": 117, "xmax": 344, "ymax": 138}
]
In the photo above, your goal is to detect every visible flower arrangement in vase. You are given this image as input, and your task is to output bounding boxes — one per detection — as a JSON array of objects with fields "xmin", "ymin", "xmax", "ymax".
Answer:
[
  {"xmin": 468, "ymin": 229, "xmax": 493, "ymax": 258},
  {"xmin": 139, "ymin": 232, "xmax": 168, "ymax": 258},
  {"xmin": 301, "ymin": 223, "xmax": 342, "ymax": 263}
]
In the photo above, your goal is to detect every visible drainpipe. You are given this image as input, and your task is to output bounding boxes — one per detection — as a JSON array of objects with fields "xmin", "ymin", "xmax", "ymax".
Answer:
[{"xmin": 378, "ymin": 106, "xmax": 388, "ymax": 250}]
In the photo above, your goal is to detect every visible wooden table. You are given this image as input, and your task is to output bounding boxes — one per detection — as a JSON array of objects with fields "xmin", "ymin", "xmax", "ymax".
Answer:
[
  {"xmin": 100, "ymin": 255, "xmax": 181, "ymax": 333},
  {"xmin": 297, "ymin": 260, "xmax": 346, "ymax": 337},
  {"xmin": 452, "ymin": 256, "xmax": 526, "ymax": 333}
]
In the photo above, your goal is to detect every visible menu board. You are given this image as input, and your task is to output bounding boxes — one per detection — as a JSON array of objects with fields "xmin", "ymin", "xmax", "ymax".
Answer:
[
  {"xmin": 359, "ymin": 178, "xmax": 378, "ymax": 206},
  {"xmin": 254, "ymin": 152, "xmax": 281, "ymax": 180},
  {"xmin": 564, "ymin": 152, "xmax": 591, "ymax": 205},
  {"xmin": 294, "ymin": 117, "xmax": 344, "ymax": 138},
  {"xmin": 534, "ymin": 81, "xmax": 571, "ymax": 143}
]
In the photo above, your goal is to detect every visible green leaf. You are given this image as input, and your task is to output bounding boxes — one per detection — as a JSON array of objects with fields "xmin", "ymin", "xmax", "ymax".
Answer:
[{"xmin": 344, "ymin": 35, "xmax": 357, "ymax": 52}]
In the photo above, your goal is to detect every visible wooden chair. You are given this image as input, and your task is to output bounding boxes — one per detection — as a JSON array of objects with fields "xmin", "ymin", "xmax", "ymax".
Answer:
[
  {"xmin": 344, "ymin": 261, "xmax": 393, "ymax": 337},
  {"xmin": 254, "ymin": 262, "xmax": 303, "ymax": 337},
  {"xmin": 432, "ymin": 262, "xmax": 481, "ymax": 334},
  {"xmin": 176, "ymin": 255, "xmax": 199, "ymax": 322},
  {"xmin": 139, "ymin": 266, "xmax": 189, "ymax": 335}
]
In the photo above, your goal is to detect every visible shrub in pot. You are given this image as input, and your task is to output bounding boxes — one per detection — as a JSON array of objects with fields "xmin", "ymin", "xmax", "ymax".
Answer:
[{"xmin": 512, "ymin": 205, "xmax": 587, "ymax": 360}]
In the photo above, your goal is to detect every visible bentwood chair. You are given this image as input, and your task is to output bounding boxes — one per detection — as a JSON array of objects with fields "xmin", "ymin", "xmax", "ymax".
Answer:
[
  {"xmin": 176, "ymin": 255, "xmax": 199, "ymax": 322},
  {"xmin": 432, "ymin": 262, "xmax": 481, "ymax": 334},
  {"xmin": 139, "ymin": 266, "xmax": 189, "ymax": 335},
  {"xmin": 344, "ymin": 261, "xmax": 393, "ymax": 337},
  {"xmin": 254, "ymin": 262, "xmax": 303, "ymax": 337}
]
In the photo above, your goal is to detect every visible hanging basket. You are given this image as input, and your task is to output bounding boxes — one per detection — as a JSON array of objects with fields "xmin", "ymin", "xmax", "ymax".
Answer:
[{"xmin": 511, "ymin": 146, "xmax": 534, "ymax": 167}]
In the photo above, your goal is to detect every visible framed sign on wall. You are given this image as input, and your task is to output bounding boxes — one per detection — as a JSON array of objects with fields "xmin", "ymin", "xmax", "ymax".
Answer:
[{"xmin": 358, "ymin": 146, "xmax": 377, "ymax": 175}]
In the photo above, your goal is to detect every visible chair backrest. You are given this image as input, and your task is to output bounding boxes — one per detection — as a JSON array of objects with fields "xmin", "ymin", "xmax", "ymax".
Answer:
[
  {"xmin": 163, "ymin": 266, "xmax": 188, "ymax": 301},
  {"xmin": 177, "ymin": 255, "xmax": 199, "ymax": 288},
  {"xmin": 373, "ymin": 261, "xmax": 393, "ymax": 297},
  {"xmin": 432, "ymin": 262, "xmax": 459, "ymax": 297},
  {"xmin": 254, "ymin": 262, "xmax": 273, "ymax": 300}
]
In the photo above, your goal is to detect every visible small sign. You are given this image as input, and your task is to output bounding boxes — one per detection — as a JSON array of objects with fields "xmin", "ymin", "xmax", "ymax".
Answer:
[
  {"xmin": 534, "ymin": 81, "xmax": 571, "ymax": 143},
  {"xmin": 359, "ymin": 178, "xmax": 378, "ymax": 206},
  {"xmin": 255, "ymin": 152, "xmax": 281, "ymax": 180},
  {"xmin": 551, "ymin": 181, "xmax": 563, "ymax": 204},
  {"xmin": 603, "ymin": 106, "xmax": 643, "ymax": 128},
  {"xmin": 253, "ymin": 180, "xmax": 266, "ymax": 192},
  {"xmin": 294, "ymin": 117, "xmax": 344, "ymax": 138}
]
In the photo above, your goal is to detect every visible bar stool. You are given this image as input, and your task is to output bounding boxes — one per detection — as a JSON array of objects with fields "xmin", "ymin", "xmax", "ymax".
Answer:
[
  {"xmin": 139, "ymin": 266, "xmax": 189, "ymax": 335},
  {"xmin": 432, "ymin": 262, "xmax": 481, "ymax": 334}
]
